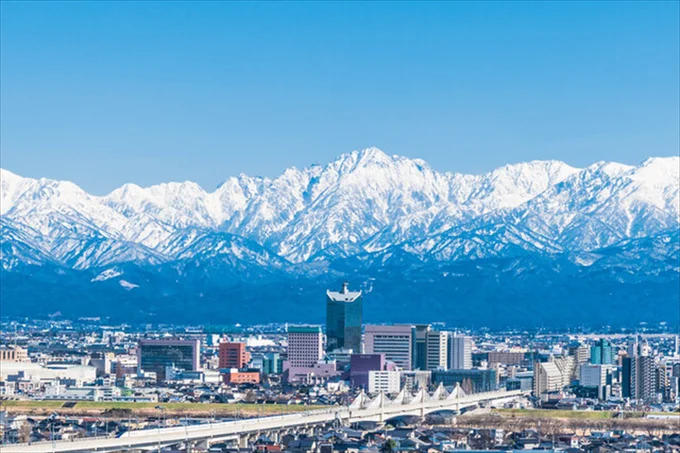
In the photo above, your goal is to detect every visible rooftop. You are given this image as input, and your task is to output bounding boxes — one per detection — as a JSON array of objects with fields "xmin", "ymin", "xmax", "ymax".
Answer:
[
  {"xmin": 327, "ymin": 282, "xmax": 362, "ymax": 303},
  {"xmin": 287, "ymin": 326, "xmax": 322, "ymax": 334}
]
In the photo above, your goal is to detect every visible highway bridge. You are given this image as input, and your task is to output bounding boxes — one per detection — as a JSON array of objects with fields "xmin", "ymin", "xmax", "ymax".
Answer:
[{"xmin": 1, "ymin": 385, "xmax": 528, "ymax": 453}]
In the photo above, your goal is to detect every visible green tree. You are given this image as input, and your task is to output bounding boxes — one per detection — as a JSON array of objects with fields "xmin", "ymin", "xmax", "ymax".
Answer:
[{"xmin": 381, "ymin": 439, "xmax": 397, "ymax": 453}]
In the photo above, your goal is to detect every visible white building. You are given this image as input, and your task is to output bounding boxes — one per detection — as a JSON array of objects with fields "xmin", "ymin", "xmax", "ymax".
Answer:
[
  {"xmin": 43, "ymin": 385, "xmax": 121, "ymax": 401},
  {"xmin": 449, "ymin": 333, "xmax": 472, "ymax": 370},
  {"xmin": 580, "ymin": 364, "xmax": 614, "ymax": 388},
  {"xmin": 0, "ymin": 362, "xmax": 97, "ymax": 385},
  {"xmin": 426, "ymin": 331, "xmax": 448, "ymax": 371},
  {"xmin": 554, "ymin": 355, "xmax": 577, "ymax": 386},
  {"xmin": 534, "ymin": 361, "xmax": 563, "ymax": 395},
  {"xmin": 368, "ymin": 370, "xmax": 401, "ymax": 394},
  {"xmin": 0, "ymin": 381, "xmax": 16, "ymax": 396},
  {"xmin": 165, "ymin": 366, "xmax": 222, "ymax": 384}
]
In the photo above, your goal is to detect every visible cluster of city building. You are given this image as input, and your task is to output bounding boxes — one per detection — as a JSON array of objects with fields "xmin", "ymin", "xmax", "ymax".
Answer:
[
  {"xmin": 534, "ymin": 337, "xmax": 678, "ymax": 406},
  {"xmin": 0, "ymin": 283, "xmax": 678, "ymax": 412}
]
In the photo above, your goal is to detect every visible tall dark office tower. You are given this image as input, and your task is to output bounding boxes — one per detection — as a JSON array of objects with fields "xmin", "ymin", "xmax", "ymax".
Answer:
[
  {"xmin": 412, "ymin": 324, "xmax": 430, "ymax": 370},
  {"xmin": 326, "ymin": 282, "xmax": 363, "ymax": 353},
  {"xmin": 622, "ymin": 356, "xmax": 633, "ymax": 398}
]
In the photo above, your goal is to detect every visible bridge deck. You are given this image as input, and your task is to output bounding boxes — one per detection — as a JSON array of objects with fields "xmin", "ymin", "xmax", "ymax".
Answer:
[{"xmin": 0, "ymin": 389, "xmax": 527, "ymax": 452}]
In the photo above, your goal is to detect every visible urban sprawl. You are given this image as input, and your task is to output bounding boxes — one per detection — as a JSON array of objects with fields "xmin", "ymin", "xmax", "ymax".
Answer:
[{"xmin": 1, "ymin": 283, "xmax": 678, "ymax": 452}]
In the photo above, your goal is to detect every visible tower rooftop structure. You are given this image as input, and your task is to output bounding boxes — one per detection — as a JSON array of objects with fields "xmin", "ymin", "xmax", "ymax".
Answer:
[{"xmin": 326, "ymin": 281, "xmax": 362, "ymax": 303}]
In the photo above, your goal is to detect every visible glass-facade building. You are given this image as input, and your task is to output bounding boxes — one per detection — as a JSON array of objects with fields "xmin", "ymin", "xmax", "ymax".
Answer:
[
  {"xmin": 250, "ymin": 352, "xmax": 283, "ymax": 375},
  {"xmin": 326, "ymin": 282, "xmax": 363, "ymax": 353},
  {"xmin": 137, "ymin": 338, "xmax": 200, "ymax": 382},
  {"xmin": 412, "ymin": 325, "xmax": 430, "ymax": 371},
  {"xmin": 590, "ymin": 338, "xmax": 614, "ymax": 365},
  {"xmin": 262, "ymin": 352, "xmax": 283, "ymax": 375}
]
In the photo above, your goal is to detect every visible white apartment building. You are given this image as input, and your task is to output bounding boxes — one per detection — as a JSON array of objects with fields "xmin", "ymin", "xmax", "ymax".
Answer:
[
  {"xmin": 368, "ymin": 370, "xmax": 401, "ymax": 394},
  {"xmin": 534, "ymin": 361, "xmax": 563, "ymax": 395},
  {"xmin": 554, "ymin": 355, "xmax": 576, "ymax": 386},
  {"xmin": 426, "ymin": 331, "xmax": 448, "ymax": 370}
]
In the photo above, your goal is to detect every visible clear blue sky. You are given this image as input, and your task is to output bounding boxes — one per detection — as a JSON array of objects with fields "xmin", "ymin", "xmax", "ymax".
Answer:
[{"xmin": 1, "ymin": 1, "xmax": 678, "ymax": 194}]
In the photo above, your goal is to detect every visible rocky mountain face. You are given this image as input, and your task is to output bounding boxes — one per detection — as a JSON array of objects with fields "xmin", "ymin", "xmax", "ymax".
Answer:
[{"xmin": 1, "ymin": 148, "xmax": 678, "ymax": 327}]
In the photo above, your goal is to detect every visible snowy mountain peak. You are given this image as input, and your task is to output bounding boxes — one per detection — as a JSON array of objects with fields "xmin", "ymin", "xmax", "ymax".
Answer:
[
  {"xmin": 1, "ymin": 149, "xmax": 677, "ymax": 268},
  {"xmin": 489, "ymin": 159, "xmax": 578, "ymax": 181},
  {"xmin": 349, "ymin": 146, "xmax": 391, "ymax": 162},
  {"xmin": 586, "ymin": 160, "xmax": 635, "ymax": 178},
  {"xmin": 0, "ymin": 167, "xmax": 21, "ymax": 183},
  {"xmin": 633, "ymin": 156, "xmax": 680, "ymax": 181},
  {"xmin": 640, "ymin": 155, "xmax": 679, "ymax": 166}
]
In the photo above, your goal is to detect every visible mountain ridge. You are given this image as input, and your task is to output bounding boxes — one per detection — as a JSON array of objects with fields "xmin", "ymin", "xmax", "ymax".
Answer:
[
  {"xmin": 1, "ymin": 148, "xmax": 678, "ymax": 327},
  {"xmin": 2, "ymin": 148, "xmax": 678, "ymax": 268}
]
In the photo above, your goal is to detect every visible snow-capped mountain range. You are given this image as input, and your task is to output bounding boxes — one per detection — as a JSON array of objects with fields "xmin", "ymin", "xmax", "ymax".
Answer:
[
  {"xmin": 1, "ymin": 148, "xmax": 678, "ymax": 327},
  {"xmin": 2, "ymin": 147, "xmax": 678, "ymax": 270}
]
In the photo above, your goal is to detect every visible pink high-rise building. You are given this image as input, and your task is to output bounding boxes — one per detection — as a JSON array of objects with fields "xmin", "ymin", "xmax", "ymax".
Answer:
[
  {"xmin": 364, "ymin": 324, "xmax": 414, "ymax": 370},
  {"xmin": 287, "ymin": 326, "xmax": 323, "ymax": 367},
  {"xmin": 284, "ymin": 325, "xmax": 339, "ymax": 383}
]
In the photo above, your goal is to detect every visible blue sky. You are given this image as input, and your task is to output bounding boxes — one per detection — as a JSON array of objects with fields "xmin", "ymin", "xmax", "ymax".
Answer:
[{"xmin": 1, "ymin": 1, "xmax": 678, "ymax": 194}]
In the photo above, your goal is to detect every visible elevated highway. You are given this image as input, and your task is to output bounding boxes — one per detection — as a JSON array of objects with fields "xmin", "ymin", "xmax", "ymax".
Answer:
[{"xmin": 1, "ymin": 386, "xmax": 528, "ymax": 453}]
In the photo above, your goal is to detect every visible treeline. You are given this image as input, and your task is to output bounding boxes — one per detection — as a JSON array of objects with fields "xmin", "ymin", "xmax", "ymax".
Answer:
[{"xmin": 451, "ymin": 414, "xmax": 679, "ymax": 436}]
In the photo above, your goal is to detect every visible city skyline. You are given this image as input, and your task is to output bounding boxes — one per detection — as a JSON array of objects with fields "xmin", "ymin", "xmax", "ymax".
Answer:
[
  {"xmin": 1, "ymin": 290, "xmax": 677, "ymax": 450},
  {"xmin": 0, "ymin": 0, "xmax": 678, "ymax": 449}
]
